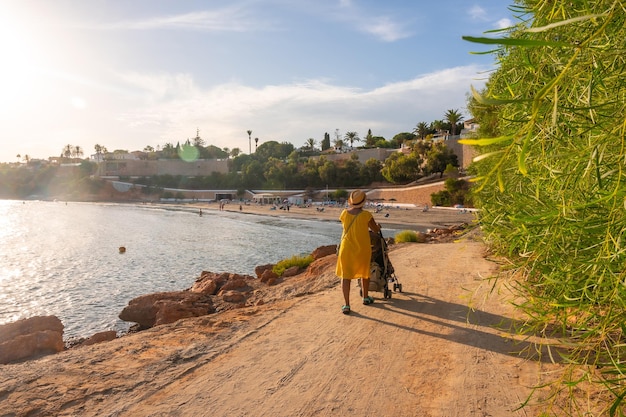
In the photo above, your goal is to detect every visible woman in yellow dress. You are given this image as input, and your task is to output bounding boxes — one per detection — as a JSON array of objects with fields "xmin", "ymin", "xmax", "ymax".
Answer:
[{"xmin": 335, "ymin": 190, "xmax": 381, "ymax": 314}]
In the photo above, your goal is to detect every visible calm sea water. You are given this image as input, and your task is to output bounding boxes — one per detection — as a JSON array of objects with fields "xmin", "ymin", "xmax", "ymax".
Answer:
[{"xmin": 0, "ymin": 200, "xmax": 357, "ymax": 339}]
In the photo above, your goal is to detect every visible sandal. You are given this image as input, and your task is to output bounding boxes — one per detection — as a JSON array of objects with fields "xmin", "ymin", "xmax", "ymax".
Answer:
[
  {"xmin": 363, "ymin": 296, "xmax": 374, "ymax": 305},
  {"xmin": 342, "ymin": 305, "xmax": 351, "ymax": 315}
]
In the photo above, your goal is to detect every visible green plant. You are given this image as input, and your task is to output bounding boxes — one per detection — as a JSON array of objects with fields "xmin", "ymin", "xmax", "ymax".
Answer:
[
  {"xmin": 394, "ymin": 230, "xmax": 426, "ymax": 243},
  {"xmin": 463, "ymin": 1, "xmax": 626, "ymax": 414},
  {"xmin": 272, "ymin": 254, "xmax": 314, "ymax": 277}
]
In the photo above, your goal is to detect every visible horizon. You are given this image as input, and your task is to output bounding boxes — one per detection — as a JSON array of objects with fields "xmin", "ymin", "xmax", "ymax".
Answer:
[{"xmin": 0, "ymin": 1, "xmax": 516, "ymax": 163}]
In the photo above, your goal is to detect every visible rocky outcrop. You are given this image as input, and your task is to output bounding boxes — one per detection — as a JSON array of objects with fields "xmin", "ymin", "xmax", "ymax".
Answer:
[
  {"xmin": 0, "ymin": 316, "xmax": 64, "ymax": 364},
  {"xmin": 78, "ymin": 330, "xmax": 118, "ymax": 347},
  {"xmin": 311, "ymin": 245, "xmax": 336, "ymax": 259},
  {"xmin": 118, "ymin": 291, "xmax": 215, "ymax": 330}
]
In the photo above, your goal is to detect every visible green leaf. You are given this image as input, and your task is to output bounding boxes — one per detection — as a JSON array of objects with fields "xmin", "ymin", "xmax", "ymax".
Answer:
[
  {"xmin": 462, "ymin": 35, "xmax": 573, "ymax": 48},
  {"xmin": 525, "ymin": 14, "xmax": 607, "ymax": 33}
]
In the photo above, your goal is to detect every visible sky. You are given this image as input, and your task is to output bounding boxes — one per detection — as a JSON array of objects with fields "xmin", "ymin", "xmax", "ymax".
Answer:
[{"xmin": 0, "ymin": 0, "xmax": 515, "ymax": 163}]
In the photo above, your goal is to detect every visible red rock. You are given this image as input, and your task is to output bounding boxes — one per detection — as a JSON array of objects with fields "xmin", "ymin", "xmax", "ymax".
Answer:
[
  {"xmin": 260, "ymin": 269, "xmax": 278, "ymax": 283},
  {"xmin": 311, "ymin": 245, "xmax": 336, "ymax": 259},
  {"xmin": 221, "ymin": 278, "xmax": 249, "ymax": 292},
  {"xmin": 119, "ymin": 291, "xmax": 215, "ymax": 329},
  {"xmin": 0, "ymin": 316, "xmax": 64, "ymax": 364},
  {"xmin": 79, "ymin": 330, "xmax": 117, "ymax": 347},
  {"xmin": 254, "ymin": 264, "xmax": 274, "ymax": 279},
  {"xmin": 221, "ymin": 290, "xmax": 246, "ymax": 303},
  {"xmin": 282, "ymin": 266, "xmax": 301, "ymax": 277}
]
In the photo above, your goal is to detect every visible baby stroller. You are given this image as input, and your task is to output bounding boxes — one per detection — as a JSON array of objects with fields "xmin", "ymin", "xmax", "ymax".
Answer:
[{"xmin": 359, "ymin": 231, "xmax": 403, "ymax": 299}]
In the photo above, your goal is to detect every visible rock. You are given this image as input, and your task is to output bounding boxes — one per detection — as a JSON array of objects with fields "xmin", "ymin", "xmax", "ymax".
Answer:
[
  {"xmin": 221, "ymin": 290, "xmax": 246, "ymax": 303},
  {"xmin": 254, "ymin": 264, "xmax": 274, "ymax": 279},
  {"xmin": 190, "ymin": 276, "xmax": 218, "ymax": 295},
  {"xmin": 190, "ymin": 271, "xmax": 230, "ymax": 294},
  {"xmin": 119, "ymin": 291, "xmax": 215, "ymax": 330},
  {"xmin": 0, "ymin": 316, "xmax": 64, "ymax": 364},
  {"xmin": 282, "ymin": 266, "xmax": 301, "ymax": 277},
  {"xmin": 220, "ymin": 277, "xmax": 249, "ymax": 292},
  {"xmin": 311, "ymin": 245, "xmax": 336, "ymax": 259},
  {"xmin": 79, "ymin": 330, "xmax": 117, "ymax": 347},
  {"xmin": 260, "ymin": 269, "xmax": 278, "ymax": 283}
]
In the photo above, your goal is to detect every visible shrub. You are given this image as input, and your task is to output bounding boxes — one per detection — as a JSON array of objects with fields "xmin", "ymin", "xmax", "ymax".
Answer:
[
  {"xmin": 272, "ymin": 254, "xmax": 314, "ymax": 276},
  {"xmin": 394, "ymin": 230, "xmax": 426, "ymax": 243}
]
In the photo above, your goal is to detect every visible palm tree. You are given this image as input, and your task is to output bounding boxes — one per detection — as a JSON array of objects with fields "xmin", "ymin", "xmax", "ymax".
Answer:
[
  {"xmin": 344, "ymin": 131, "xmax": 360, "ymax": 149},
  {"xmin": 74, "ymin": 145, "xmax": 83, "ymax": 159},
  {"xmin": 306, "ymin": 138, "xmax": 316, "ymax": 150},
  {"xmin": 247, "ymin": 130, "xmax": 252, "ymax": 154},
  {"xmin": 431, "ymin": 120, "xmax": 445, "ymax": 136},
  {"xmin": 413, "ymin": 122, "xmax": 429, "ymax": 140},
  {"xmin": 444, "ymin": 109, "xmax": 464, "ymax": 135},
  {"xmin": 62, "ymin": 144, "xmax": 73, "ymax": 158}
]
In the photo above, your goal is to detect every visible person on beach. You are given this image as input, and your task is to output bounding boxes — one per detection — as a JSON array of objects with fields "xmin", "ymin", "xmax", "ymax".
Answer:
[{"xmin": 335, "ymin": 190, "xmax": 381, "ymax": 315}]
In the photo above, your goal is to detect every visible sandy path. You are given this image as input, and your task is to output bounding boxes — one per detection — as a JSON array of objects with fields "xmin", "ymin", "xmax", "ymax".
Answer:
[{"xmin": 0, "ymin": 236, "xmax": 556, "ymax": 416}]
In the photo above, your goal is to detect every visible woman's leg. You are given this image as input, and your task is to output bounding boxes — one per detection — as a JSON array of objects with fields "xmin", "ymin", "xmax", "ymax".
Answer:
[
  {"xmin": 361, "ymin": 278, "xmax": 370, "ymax": 299},
  {"xmin": 342, "ymin": 279, "xmax": 351, "ymax": 306}
]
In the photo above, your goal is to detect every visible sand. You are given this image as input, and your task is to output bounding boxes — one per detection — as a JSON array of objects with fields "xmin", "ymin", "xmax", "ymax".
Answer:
[{"xmin": 197, "ymin": 201, "xmax": 477, "ymax": 233}]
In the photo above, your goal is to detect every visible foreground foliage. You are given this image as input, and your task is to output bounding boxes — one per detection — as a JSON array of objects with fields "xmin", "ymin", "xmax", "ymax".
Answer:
[
  {"xmin": 272, "ymin": 255, "xmax": 314, "ymax": 277},
  {"xmin": 464, "ymin": 0, "xmax": 626, "ymax": 414}
]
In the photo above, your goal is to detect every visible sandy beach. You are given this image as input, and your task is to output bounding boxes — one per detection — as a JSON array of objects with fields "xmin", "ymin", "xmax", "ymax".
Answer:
[
  {"xmin": 0, "ymin": 203, "xmax": 600, "ymax": 416},
  {"xmin": 196, "ymin": 201, "xmax": 477, "ymax": 233}
]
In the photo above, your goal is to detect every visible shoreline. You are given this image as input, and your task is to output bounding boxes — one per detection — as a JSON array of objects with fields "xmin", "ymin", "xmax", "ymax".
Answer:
[{"xmin": 162, "ymin": 201, "xmax": 477, "ymax": 233}]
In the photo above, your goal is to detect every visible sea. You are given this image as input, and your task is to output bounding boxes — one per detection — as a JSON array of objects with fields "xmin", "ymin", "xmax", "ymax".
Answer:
[{"xmin": 0, "ymin": 200, "xmax": 377, "ymax": 340}]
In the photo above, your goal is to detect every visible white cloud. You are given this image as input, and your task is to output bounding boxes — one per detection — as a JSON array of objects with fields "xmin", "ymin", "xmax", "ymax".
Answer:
[
  {"xmin": 96, "ymin": 7, "xmax": 275, "ymax": 32},
  {"xmin": 496, "ymin": 18, "xmax": 513, "ymax": 29},
  {"xmin": 469, "ymin": 5, "xmax": 488, "ymax": 21},
  {"xmin": 109, "ymin": 65, "xmax": 489, "ymax": 152},
  {"xmin": 362, "ymin": 16, "xmax": 412, "ymax": 42}
]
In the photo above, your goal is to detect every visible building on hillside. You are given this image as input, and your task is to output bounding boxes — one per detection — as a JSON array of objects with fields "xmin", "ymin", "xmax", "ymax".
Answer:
[{"xmin": 95, "ymin": 158, "xmax": 229, "ymax": 177}]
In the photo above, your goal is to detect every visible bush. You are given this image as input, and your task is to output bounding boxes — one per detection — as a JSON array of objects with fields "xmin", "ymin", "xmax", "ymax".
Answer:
[
  {"xmin": 394, "ymin": 230, "xmax": 426, "ymax": 243},
  {"xmin": 272, "ymin": 254, "xmax": 314, "ymax": 276}
]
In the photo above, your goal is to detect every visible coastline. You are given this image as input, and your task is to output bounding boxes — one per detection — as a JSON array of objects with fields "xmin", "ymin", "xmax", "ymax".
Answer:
[{"xmin": 167, "ymin": 201, "xmax": 477, "ymax": 233}]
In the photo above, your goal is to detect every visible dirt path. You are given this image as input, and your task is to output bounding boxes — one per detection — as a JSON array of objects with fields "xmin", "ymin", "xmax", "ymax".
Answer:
[{"xmin": 0, "ymin": 238, "xmax": 555, "ymax": 416}]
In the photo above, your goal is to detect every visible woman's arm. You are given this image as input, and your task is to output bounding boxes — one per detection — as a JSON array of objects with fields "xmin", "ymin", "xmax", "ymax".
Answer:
[{"xmin": 368, "ymin": 217, "xmax": 381, "ymax": 234}]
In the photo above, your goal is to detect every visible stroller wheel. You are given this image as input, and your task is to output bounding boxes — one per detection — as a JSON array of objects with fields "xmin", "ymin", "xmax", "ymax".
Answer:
[
  {"xmin": 398, "ymin": 283, "xmax": 403, "ymax": 293},
  {"xmin": 384, "ymin": 288, "xmax": 391, "ymax": 299},
  {"xmin": 393, "ymin": 283, "xmax": 398, "ymax": 292}
]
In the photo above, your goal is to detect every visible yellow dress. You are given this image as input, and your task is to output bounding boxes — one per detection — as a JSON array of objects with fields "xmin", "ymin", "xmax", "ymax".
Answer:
[{"xmin": 335, "ymin": 209, "xmax": 373, "ymax": 279}]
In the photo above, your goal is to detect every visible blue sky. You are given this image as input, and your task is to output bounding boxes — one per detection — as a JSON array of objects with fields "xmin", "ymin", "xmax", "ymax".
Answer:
[{"xmin": 0, "ymin": 0, "xmax": 514, "ymax": 163}]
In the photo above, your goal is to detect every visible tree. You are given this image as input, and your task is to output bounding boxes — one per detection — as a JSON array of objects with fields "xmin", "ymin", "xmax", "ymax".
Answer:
[
  {"xmin": 381, "ymin": 152, "xmax": 422, "ymax": 184},
  {"xmin": 444, "ymin": 109, "xmax": 464, "ymax": 135},
  {"xmin": 431, "ymin": 120, "xmax": 445, "ymax": 136},
  {"xmin": 305, "ymin": 138, "xmax": 316, "ymax": 150},
  {"xmin": 364, "ymin": 129, "xmax": 375, "ymax": 147},
  {"xmin": 413, "ymin": 122, "xmax": 430, "ymax": 140},
  {"xmin": 321, "ymin": 133, "xmax": 331, "ymax": 151},
  {"xmin": 344, "ymin": 131, "xmax": 360, "ymax": 149},
  {"xmin": 424, "ymin": 143, "xmax": 458, "ymax": 178},
  {"xmin": 62, "ymin": 145, "xmax": 72, "ymax": 158},
  {"xmin": 192, "ymin": 129, "xmax": 205, "ymax": 147},
  {"xmin": 161, "ymin": 143, "xmax": 177, "ymax": 159}
]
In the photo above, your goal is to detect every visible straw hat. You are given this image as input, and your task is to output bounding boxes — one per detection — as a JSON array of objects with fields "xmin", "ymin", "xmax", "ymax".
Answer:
[{"xmin": 348, "ymin": 190, "xmax": 366, "ymax": 208}]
